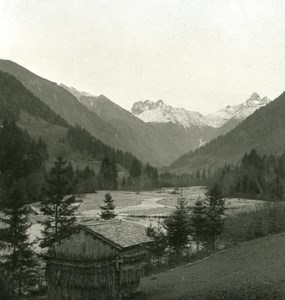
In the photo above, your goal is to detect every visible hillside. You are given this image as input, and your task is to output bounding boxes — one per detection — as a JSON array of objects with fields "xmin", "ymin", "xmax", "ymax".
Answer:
[
  {"xmin": 139, "ymin": 232, "xmax": 285, "ymax": 299},
  {"xmin": 171, "ymin": 92, "xmax": 284, "ymax": 173},
  {"xmin": 0, "ymin": 71, "xmax": 139, "ymax": 173},
  {"xmin": 0, "ymin": 60, "xmax": 127, "ymax": 158}
]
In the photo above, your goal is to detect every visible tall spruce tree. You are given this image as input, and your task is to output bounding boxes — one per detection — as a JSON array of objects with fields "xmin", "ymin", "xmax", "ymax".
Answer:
[
  {"xmin": 0, "ymin": 187, "xmax": 38, "ymax": 297},
  {"xmin": 189, "ymin": 198, "xmax": 207, "ymax": 252},
  {"xmin": 203, "ymin": 184, "xmax": 225, "ymax": 250},
  {"xmin": 164, "ymin": 191, "xmax": 190, "ymax": 256},
  {"xmin": 40, "ymin": 156, "xmax": 77, "ymax": 247},
  {"xmin": 100, "ymin": 193, "xmax": 117, "ymax": 220}
]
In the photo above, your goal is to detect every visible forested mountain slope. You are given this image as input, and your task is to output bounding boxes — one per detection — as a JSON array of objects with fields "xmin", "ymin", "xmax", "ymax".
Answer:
[
  {"xmin": 0, "ymin": 70, "xmax": 140, "ymax": 172},
  {"xmin": 171, "ymin": 92, "xmax": 285, "ymax": 173},
  {"xmin": 0, "ymin": 60, "xmax": 128, "ymax": 157}
]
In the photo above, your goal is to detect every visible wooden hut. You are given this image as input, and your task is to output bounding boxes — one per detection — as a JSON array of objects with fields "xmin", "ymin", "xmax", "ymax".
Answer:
[{"xmin": 44, "ymin": 220, "xmax": 152, "ymax": 300}]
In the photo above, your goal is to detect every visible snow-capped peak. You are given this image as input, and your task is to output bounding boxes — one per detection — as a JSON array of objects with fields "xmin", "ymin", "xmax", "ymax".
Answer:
[
  {"xmin": 205, "ymin": 93, "xmax": 271, "ymax": 127},
  {"xmin": 131, "ymin": 93, "xmax": 271, "ymax": 129},
  {"xmin": 131, "ymin": 100, "xmax": 205, "ymax": 128}
]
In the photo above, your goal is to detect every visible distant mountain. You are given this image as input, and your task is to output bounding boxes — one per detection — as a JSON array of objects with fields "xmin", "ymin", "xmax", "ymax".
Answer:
[
  {"xmin": 170, "ymin": 92, "xmax": 285, "ymax": 173},
  {"xmin": 131, "ymin": 94, "xmax": 271, "ymax": 129},
  {"xmin": 61, "ymin": 85, "xmax": 216, "ymax": 166},
  {"xmin": 131, "ymin": 100, "xmax": 206, "ymax": 128},
  {"xmin": 205, "ymin": 93, "xmax": 271, "ymax": 128}
]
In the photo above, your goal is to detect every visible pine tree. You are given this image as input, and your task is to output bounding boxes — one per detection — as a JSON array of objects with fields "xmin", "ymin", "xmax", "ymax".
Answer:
[
  {"xmin": 164, "ymin": 191, "xmax": 190, "ymax": 256},
  {"xmin": 203, "ymin": 184, "xmax": 225, "ymax": 250},
  {"xmin": 100, "ymin": 193, "xmax": 117, "ymax": 220},
  {"xmin": 40, "ymin": 156, "xmax": 78, "ymax": 247},
  {"xmin": 0, "ymin": 187, "xmax": 38, "ymax": 297},
  {"xmin": 189, "ymin": 198, "xmax": 207, "ymax": 252}
]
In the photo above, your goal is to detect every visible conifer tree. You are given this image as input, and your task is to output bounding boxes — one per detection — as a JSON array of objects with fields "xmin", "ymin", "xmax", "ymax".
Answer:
[
  {"xmin": 164, "ymin": 190, "xmax": 190, "ymax": 256},
  {"xmin": 40, "ymin": 156, "xmax": 78, "ymax": 247},
  {"xmin": 189, "ymin": 198, "xmax": 207, "ymax": 252},
  {"xmin": 0, "ymin": 187, "xmax": 38, "ymax": 297},
  {"xmin": 100, "ymin": 193, "xmax": 117, "ymax": 220},
  {"xmin": 203, "ymin": 184, "xmax": 225, "ymax": 250}
]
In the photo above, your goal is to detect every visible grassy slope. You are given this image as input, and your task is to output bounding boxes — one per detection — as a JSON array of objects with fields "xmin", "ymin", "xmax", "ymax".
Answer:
[{"xmin": 140, "ymin": 232, "xmax": 285, "ymax": 299}]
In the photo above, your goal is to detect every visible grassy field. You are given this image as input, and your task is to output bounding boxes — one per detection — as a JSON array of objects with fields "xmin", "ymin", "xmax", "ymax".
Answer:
[
  {"xmin": 138, "ymin": 232, "xmax": 285, "ymax": 300},
  {"xmin": 21, "ymin": 187, "xmax": 266, "ymax": 248},
  {"xmin": 77, "ymin": 187, "xmax": 264, "ymax": 217}
]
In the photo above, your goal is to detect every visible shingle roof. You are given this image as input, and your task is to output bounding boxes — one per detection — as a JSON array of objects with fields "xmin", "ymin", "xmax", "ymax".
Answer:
[{"xmin": 81, "ymin": 220, "xmax": 152, "ymax": 249}]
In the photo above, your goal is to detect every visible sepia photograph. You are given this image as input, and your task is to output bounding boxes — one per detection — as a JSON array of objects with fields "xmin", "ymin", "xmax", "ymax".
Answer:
[{"xmin": 1, "ymin": 0, "xmax": 285, "ymax": 299}]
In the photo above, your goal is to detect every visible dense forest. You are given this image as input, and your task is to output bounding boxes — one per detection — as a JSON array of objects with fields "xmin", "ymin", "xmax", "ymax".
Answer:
[{"xmin": 206, "ymin": 149, "xmax": 285, "ymax": 201}]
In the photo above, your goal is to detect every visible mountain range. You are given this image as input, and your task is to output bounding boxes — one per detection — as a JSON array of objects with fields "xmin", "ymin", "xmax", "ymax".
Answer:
[
  {"xmin": 0, "ymin": 59, "xmax": 274, "ymax": 169},
  {"xmin": 131, "ymin": 93, "xmax": 271, "ymax": 129}
]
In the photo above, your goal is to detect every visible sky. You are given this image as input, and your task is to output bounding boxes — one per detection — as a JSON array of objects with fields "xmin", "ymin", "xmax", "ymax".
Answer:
[{"xmin": 1, "ymin": 0, "xmax": 285, "ymax": 114}]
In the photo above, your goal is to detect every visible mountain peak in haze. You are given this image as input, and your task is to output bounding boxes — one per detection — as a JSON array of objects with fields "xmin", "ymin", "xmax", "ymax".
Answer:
[
  {"xmin": 131, "ymin": 93, "xmax": 271, "ymax": 129},
  {"xmin": 205, "ymin": 93, "xmax": 271, "ymax": 128},
  {"xmin": 131, "ymin": 100, "xmax": 205, "ymax": 128}
]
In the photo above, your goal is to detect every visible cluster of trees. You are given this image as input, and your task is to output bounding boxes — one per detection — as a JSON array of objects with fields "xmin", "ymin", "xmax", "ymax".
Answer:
[
  {"xmin": 158, "ymin": 170, "xmax": 207, "ymax": 188},
  {"xmin": 0, "ymin": 120, "xmax": 48, "ymax": 206},
  {"xmin": 0, "ymin": 120, "xmax": 50, "ymax": 298},
  {"xmin": 146, "ymin": 185, "xmax": 226, "ymax": 266},
  {"xmin": 0, "ymin": 120, "xmax": 82, "ymax": 297},
  {"xmin": 207, "ymin": 149, "xmax": 285, "ymax": 201},
  {"xmin": 0, "ymin": 153, "xmax": 79, "ymax": 298}
]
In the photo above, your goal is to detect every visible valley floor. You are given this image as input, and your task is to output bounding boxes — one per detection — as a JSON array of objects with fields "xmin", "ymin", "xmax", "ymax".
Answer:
[{"xmin": 138, "ymin": 232, "xmax": 285, "ymax": 299}]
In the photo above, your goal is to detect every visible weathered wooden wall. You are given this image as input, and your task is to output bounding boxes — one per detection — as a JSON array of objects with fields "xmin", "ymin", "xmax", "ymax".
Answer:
[{"xmin": 54, "ymin": 229, "xmax": 119, "ymax": 260}]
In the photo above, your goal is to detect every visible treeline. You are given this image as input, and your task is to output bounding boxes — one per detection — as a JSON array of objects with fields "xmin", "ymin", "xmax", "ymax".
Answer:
[
  {"xmin": 0, "ymin": 120, "xmax": 49, "ymax": 207},
  {"xmin": 64, "ymin": 126, "xmax": 196, "ymax": 190},
  {"xmin": 206, "ymin": 149, "xmax": 285, "ymax": 201}
]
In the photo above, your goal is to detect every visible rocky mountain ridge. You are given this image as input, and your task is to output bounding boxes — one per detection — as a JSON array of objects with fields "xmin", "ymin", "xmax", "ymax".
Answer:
[{"xmin": 131, "ymin": 93, "xmax": 271, "ymax": 129}]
